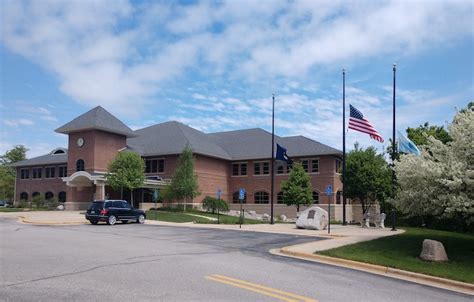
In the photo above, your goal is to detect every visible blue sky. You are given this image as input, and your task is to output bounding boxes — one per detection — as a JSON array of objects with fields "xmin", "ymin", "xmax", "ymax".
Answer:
[{"xmin": 1, "ymin": 0, "xmax": 473, "ymax": 158}]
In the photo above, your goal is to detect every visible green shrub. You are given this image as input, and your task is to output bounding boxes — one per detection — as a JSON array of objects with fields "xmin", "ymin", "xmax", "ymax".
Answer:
[
  {"xmin": 18, "ymin": 200, "xmax": 28, "ymax": 208},
  {"xmin": 202, "ymin": 196, "xmax": 229, "ymax": 214},
  {"xmin": 44, "ymin": 197, "xmax": 60, "ymax": 210},
  {"xmin": 32, "ymin": 194, "xmax": 44, "ymax": 208}
]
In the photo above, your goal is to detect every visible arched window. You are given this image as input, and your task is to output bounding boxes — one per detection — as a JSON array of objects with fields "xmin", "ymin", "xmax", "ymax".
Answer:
[
  {"xmin": 20, "ymin": 192, "xmax": 28, "ymax": 201},
  {"xmin": 32, "ymin": 192, "xmax": 40, "ymax": 198},
  {"xmin": 58, "ymin": 191, "xmax": 66, "ymax": 203},
  {"xmin": 312, "ymin": 191, "xmax": 319, "ymax": 204},
  {"xmin": 232, "ymin": 191, "xmax": 246, "ymax": 204},
  {"xmin": 45, "ymin": 192, "xmax": 54, "ymax": 200},
  {"xmin": 76, "ymin": 159, "xmax": 85, "ymax": 171},
  {"xmin": 277, "ymin": 192, "xmax": 284, "ymax": 204},
  {"xmin": 254, "ymin": 191, "xmax": 269, "ymax": 204},
  {"xmin": 336, "ymin": 191, "xmax": 342, "ymax": 204}
]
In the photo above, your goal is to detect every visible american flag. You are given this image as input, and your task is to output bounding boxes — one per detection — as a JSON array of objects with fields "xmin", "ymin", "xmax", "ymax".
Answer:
[{"xmin": 348, "ymin": 105, "xmax": 384, "ymax": 142}]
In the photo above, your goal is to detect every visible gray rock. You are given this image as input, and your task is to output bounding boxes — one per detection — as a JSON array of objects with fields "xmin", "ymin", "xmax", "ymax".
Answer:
[
  {"xmin": 279, "ymin": 214, "xmax": 287, "ymax": 222},
  {"xmin": 420, "ymin": 239, "xmax": 449, "ymax": 261},
  {"xmin": 56, "ymin": 204, "xmax": 65, "ymax": 211},
  {"xmin": 296, "ymin": 206, "xmax": 328, "ymax": 230}
]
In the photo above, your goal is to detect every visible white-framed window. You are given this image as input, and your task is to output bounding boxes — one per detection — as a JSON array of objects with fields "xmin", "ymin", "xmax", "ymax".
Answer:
[
  {"xmin": 45, "ymin": 167, "xmax": 56, "ymax": 179},
  {"xmin": 312, "ymin": 191, "xmax": 320, "ymax": 204},
  {"xmin": 335, "ymin": 159, "xmax": 342, "ymax": 174},
  {"xmin": 145, "ymin": 158, "xmax": 165, "ymax": 173},
  {"xmin": 254, "ymin": 191, "xmax": 269, "ymax": 204},
  {"xmin": 253, "ymin": 161, "xmax": 270, "ymax": 175},
  {"xmin": 32, "ymin": 168, "xmax": 42, "ymax": 179},
  {"xmin": 277, "ymin": 192, "xmax": 284, "ymax": 204},
  {"xmin": 311, "ymin": 159, "xmax": 319, "ymax": 173},
  {"xmin": 76, "ymin": 159, "xmax": 85, "ymax": 171},
  {"xmin": 300, "ymin": 158, "xmax": 319, "ymax": 173},
  {"xmin": 232, "ymin": 162, "xmax": 247, "ymax": 176},
  {"xmin": 20, "ymin": 168, "xmax": 29, "ymax": 179},
  {"xmin": 58, "ymin": 166, "xmax": 67, "ymax": 177}
]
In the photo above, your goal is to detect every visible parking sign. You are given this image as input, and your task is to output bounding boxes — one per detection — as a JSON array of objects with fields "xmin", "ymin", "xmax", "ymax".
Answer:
[
  {"xmin": 325, "ymin": 185, "xmax": 332, "ymax": 196},
  {"xmin": 239, "ymin": 188, "xmax": 245, "ymax": 200}
]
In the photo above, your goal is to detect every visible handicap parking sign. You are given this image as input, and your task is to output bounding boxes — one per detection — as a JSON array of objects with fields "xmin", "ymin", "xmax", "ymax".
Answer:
[
  {"xmin": 325, "ymin": 185, "xmax": 332, "ymax": 196},
  {"xmin": 239, "ymin": 188, "xmax": 245, "ymax": 200}
]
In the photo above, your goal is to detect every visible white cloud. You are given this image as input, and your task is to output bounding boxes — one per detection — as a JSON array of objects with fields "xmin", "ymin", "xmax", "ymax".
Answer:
[
  {"xmin": 3, "ymin": 119, "xmax": 35, "ymax": 127},
  {"xmin": 1, "ymin": 0, "xmax": 471, "ymax": 116}
]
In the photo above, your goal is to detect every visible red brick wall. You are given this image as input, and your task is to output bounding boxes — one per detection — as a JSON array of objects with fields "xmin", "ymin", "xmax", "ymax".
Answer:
[
  {"xmin": 93, "ymin": 131, "xmax": 127, "ymax": 172},
  {"xmin": 67, "ymin": 130, "xmax": 126, "ymax": 175},
  {"xmin": 229, "ymin": 155, "xmax": 342, "ymax": 205},
  {"xmin": 143, "ymin": 155, "xmax": 179, "ymax": 179},
  {"xmin": 15, "ymin": 165, "xmax": 67, "ymax": 202},
  {"xmin": 194, "ymin": 155, "xmax": 230, "ymax": 203}
]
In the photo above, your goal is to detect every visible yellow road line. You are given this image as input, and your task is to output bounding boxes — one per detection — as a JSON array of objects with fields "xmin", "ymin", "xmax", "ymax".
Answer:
[
  {"xmin": 206, "ymin": 274, "xmax": 318, "ymax": 302},
  {"xmin": 206, "ymin": 276, "xmax": 299, "ymax": 302}
]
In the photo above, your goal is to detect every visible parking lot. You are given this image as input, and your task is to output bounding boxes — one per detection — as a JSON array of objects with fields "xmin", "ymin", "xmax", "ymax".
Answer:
[{"xmin": 1, "ymin": 218, "xmax": 471, "ymax": 302}]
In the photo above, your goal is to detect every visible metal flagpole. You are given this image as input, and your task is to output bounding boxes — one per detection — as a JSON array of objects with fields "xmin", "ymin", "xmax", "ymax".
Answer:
[
  {"xmin": 391, "ymin": 63, "xmax": 397, "ymax": 231},
  {"xmin": 342, "ymin": 69, "xmax": 347, "ymax": 226},
  {"xmin": 270, "ymin": 94, "xmax": 275, "ymax": 225}
]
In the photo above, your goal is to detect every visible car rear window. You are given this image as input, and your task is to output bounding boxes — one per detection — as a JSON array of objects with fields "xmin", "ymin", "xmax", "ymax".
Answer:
[{"xmin": 89, "ymin": 202, "xmax": 104, "ymax": 210}]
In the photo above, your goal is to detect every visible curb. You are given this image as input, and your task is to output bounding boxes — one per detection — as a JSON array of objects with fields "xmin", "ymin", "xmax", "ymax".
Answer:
[
  {"xmin": 18, "ymin": 216, "xmax": 87, "ymax": 226},
  {"xmin": 273, "ymin": 247, "xmax": 474, "ymax": 296}
]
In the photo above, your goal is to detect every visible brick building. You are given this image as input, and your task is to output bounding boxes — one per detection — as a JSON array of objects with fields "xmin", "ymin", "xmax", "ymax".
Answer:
[{"xmin": 12, "ymin": 106, "xmax": 350, "ymax": 219}]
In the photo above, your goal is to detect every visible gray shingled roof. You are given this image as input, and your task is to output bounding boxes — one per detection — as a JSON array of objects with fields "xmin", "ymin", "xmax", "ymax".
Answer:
[
  {"xmin": 208, "ymin": 129, "xmax": 341, "ymax": 160},
  {"xmin": 16, "ymin": 113, "xmax": 341, "ymax": 167},
  {"xmin": 10, "ymin": 153, "xmax": 67, "ymax": 167},
  {"xmin": 55, "ymin": 106, "xmax": 136, "ymax": 137},
  {"xmin": 127, "ymin": 121, "xmax": 232, "ymax": 159}
]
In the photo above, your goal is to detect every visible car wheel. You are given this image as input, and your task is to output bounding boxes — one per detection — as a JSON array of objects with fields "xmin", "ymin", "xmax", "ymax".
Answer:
[
  {"xmin": 90, "ymin": 220, "xmax": 98, "ymax": 225},
  {"xmin": 137, "ymin": 214, "xmax": 145, "ymax": 224},
  {"xmin": 122, "ymin": 220, "xmax": 128, "ymax": 224},
  {"xmin": 107, "ymin": 215, "xmax": 117, "ymax": 225}
]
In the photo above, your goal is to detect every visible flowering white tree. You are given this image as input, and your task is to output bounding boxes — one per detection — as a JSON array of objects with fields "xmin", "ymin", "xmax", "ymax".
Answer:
[{"xmin": 394, "ymin": 104, "xmax": 474, "ymax": 225}]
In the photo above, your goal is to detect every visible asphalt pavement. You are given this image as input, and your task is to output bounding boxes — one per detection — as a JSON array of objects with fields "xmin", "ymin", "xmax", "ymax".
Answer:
[{"xmin": 0, "ymin": 217, "xmax": 471, "ymax": 302}]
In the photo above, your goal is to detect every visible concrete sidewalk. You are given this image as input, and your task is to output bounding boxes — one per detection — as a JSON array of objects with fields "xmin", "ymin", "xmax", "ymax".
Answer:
[{"xmin": 0, "ymin": 211, "xmax": 87, "ymax": 225}]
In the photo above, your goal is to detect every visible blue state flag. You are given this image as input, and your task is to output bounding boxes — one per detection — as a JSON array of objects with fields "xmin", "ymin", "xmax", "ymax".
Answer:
[
  {"xmin": 398, "ymin": 131, "xmax": 421, "ymax": 156},
  {"xmin": 276, "ymin": 144, "xmax": 293, "ymax": 164}
]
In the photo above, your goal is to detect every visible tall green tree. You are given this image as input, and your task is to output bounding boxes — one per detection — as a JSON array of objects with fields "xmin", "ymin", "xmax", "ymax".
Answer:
[
  {"xmin": 281, "ymin": 162, "xmax": 313, "ymax": 212},
  {"xmin": 345, "ymin": 144, "xmax": 392, "ymax": 214},
  {"xmin": 0, "ymin": 145, "xmax": 28, "ymax": 201},
  {"xmin": 406, "ymin": 122, "xmax": 451, "ymax": 147},
  {"xmin": 170, "ymin": 146, "xmax": 199, "ymax": 211},
  {"xmin": 159, "ymin": 185, "xmax": 174, "ymax": 207},
  {"xmin": 394, "ymin": 104, "xmax": 474, "ymax": 225},
  {"xmin": 105, "ymin": 151, "xmax": 145, "ymax": 204}
]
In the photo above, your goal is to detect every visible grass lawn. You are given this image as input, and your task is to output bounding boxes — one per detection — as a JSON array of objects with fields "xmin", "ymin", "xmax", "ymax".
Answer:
[
  {"xmin": 0, "ymin": 208, "xmax": 26, "ymax": 212},
  {"xmin": 318, "ymin": 227, "xmax": 474, "ymax": 283},
  {"xmin": 146, "ymin": 209, "xmax": 263, "ymax": 224}
]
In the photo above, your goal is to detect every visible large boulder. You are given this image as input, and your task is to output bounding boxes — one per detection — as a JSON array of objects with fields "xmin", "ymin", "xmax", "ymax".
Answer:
[
  {"xmin": 420, "ymin": 239, "xmax": 449, "ymax": 261},
  {"xmin": 296, "ymin": 206, "xmax": 328, "ymax": 230}
]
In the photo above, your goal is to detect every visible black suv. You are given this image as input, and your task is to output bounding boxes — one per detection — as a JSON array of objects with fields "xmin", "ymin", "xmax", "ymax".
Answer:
[{"xmin": 85, "ymin": 200, "xmax": 146, "ymax": 225}]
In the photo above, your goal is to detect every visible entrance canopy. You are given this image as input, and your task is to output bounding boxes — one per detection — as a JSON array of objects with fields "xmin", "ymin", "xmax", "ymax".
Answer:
[
  {"xmin": 63, "ymin": 171, "xmax": 106, "ymax": 187},
  {"xmin": 63, "ymin": 171, "xmax": 170, "ymax": 190}
]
